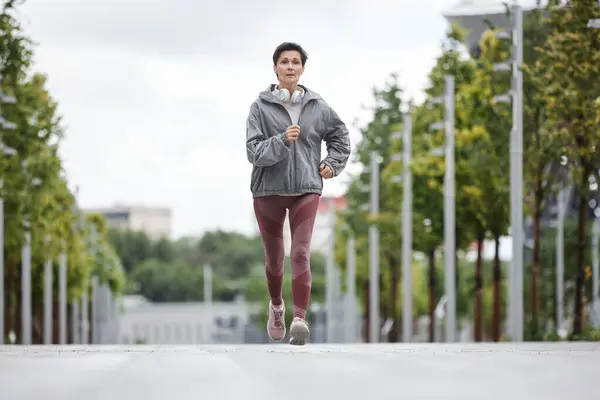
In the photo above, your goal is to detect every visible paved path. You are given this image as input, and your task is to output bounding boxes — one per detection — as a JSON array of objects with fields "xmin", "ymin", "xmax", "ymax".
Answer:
[{"xmin": 1, "ymin": 343, "xmax": 598, "ymax": 400}]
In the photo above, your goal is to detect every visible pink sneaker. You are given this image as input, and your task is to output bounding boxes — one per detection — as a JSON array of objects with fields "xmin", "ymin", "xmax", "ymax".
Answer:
[
  {"xmin": 267, "ymin": 300, "xmax": 286, "ymax": 341},
  {"xmin": 289, "ymin": 317, "xmax": 310, "ymax": 346}
]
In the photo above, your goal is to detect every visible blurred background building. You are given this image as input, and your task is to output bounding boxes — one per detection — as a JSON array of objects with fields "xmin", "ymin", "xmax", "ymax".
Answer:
[{"xmin": 83, "ymin": 205, "xmax": 172, "ymax": 240}]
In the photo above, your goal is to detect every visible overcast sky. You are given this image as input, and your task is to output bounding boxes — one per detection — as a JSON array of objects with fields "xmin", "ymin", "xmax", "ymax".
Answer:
[{"xmin": 17, "ymin": 0, "xmax": 466, "ymax": 238}]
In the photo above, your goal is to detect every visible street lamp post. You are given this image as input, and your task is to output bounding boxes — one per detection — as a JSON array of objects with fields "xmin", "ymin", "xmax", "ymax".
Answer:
[
  {"xmin": 58, "ymin": 239, "xmax": 67, "ymax": 344},
  {"xmin": 555, "ymin": 187, "xmax": 570, "ymax": 333},
  {"xmin": 358, "ymin": 151, "xmax": 381, "ymax": 343},
  {"xmin": 345, "ymin": 232, "xmax": 356, "ymax": 342},
  {"xmin": 429, "ymin": 75, "xmax": 456, "ymax": 343},
  {"xmin": 490, "ymin": 3, "xmax": 524, "ymax": 342},
  {"xmin": 368, "ymin": 151, "xmax": 380, "ymax": 343},
  {"xmin": 21, "ymin": 159, "xmax": 43, "ymax": 345},
  {"xmin": 401, "ymin": 110, "xmax": 413, "ymax": 343},
  {"xmin": 204, "ymin": 264, "xmax": 213, "ymax": 343},
  {"xmin": 326, "ymin": 200, "xmax": 336, "ymax": 343},
  {"xmin": 43, "ymin": 235, "xmax": 53, "ymax": 344},
  {"xmin": 390, "ymin": 109, "xmax": 414, "ymax": 342}
]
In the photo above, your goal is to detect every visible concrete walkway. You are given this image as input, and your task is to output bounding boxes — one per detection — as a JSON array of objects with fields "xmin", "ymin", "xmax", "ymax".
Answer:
[{"xmin": 1, "ymin": 343, "xmax": 598, "ymax": 400}]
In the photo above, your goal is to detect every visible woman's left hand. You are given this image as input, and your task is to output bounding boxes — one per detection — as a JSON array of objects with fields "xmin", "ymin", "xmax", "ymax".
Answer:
[{"xmin": 319, "ymin": 163, "xmax": 333, "ymax": 179}]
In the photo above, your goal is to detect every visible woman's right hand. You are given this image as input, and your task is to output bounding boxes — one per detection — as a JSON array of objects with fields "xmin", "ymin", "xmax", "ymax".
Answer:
[{"xmin": 284, "ymin": 124, "xmax": 300, "ymax": 143}]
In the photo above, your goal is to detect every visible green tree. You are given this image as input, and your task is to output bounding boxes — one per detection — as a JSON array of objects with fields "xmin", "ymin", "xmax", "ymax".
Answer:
[
  {"xmin": 517, "ymin": 3, "xmax": 561, "ymax": 339},
  {"xmin": 1, "ymin": 0, "xmax": 123, "ymax": 343},
  {"xmin": 107, "ymin": 229, "xmax": 154, "ymax": 273},
  {"xmin": 528, "ymin": 0, "xmax": 600, "ymax": 335},
  {"xmin": 336, "ymin": 72, "xmax": 407, "ymax": 341},
  {"xmin": 454, "ymin": 29, "xmax": 512, "ymax": 341},
  {"xmin": 197, "ymin": 230, "xmax": 265, "ymax": 280},
  {"xmin": 406, "ymin": 23, "xmax": 500, "ymax": 341}
]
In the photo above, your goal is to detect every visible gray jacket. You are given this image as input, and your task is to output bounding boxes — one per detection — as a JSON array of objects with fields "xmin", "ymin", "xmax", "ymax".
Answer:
[{"xmin": 246, "ymin": 84, "xmax": 351, "ymax": 198}]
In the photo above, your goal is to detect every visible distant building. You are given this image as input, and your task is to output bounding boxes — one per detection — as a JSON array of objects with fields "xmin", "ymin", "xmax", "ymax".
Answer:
[
  {"xmin": 84, "ymin": 205, "xmax": 172, "ymax": 240},
  {"xmin": 442, "ymin": 0, "xmax": 541, "ymax": 51}
]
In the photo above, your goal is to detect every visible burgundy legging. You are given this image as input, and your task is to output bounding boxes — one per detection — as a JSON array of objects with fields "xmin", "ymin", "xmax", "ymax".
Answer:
[{"xmin": 253, "ymin": 193, "xmax": 320, "ymax": 320}]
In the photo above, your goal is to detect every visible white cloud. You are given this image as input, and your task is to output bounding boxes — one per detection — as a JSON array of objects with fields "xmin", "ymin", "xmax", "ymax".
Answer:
[{"xmin": 18, "ymin": 0, "xmax": 459, "ymax": 237}]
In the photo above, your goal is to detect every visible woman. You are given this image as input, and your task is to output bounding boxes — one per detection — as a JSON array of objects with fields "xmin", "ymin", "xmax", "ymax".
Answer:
[{"xmin": 245, "ymin": 42, "xmax": 351, "ymax": 345}]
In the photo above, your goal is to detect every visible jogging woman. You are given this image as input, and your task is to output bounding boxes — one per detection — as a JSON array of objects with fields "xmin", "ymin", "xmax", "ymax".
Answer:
[{"xmin": 245, "ymin": 42, "xmax": 351, "ymax": 345}]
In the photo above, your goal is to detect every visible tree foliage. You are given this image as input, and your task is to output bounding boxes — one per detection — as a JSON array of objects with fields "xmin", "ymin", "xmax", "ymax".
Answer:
[
  {"xmin": 107, "ymin": 228, "xmax": 328, "ymax": 327},
  {"xmin": 526, "ymin": 0, "xmax": 600, "ymax": 336},
  {"xmin": 1, "ymin": 0, "xmax": 124, "ymax": 343},
  {"xmin": 336, "ymin": 3, "xmax": 600, "ymax": 343}
]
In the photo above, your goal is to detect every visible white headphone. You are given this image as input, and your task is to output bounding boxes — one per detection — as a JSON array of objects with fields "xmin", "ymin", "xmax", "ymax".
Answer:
[{"xmin": 273, "ymin": 85, "xmax": 304, "ymax": 104}]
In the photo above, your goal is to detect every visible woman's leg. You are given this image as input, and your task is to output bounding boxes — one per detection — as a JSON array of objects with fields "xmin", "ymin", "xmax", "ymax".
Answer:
[
  {"xmin": 254, "ymin": 196, "xmax": 287, "ymax": 304},
  {"xmin": 253, "ymin": 196, "xmax": 288, "ymax": 341},
  {"xmin": 288, "ymin": 193, "xmax": 320, "ymax": 320}
]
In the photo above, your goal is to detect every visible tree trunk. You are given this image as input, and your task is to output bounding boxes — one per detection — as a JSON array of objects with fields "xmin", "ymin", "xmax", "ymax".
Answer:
[
  {"xmin": 573, "ymin": 164, "xmax": 590, "ymax": 335},
  {"xmin": 3, "ymin": 266, "xmax": 12, "ymax": 341},
  {"xmin": 15, "ymin": 267, "xmax": 21, "ymax": 344},
  {"xmin": 492, "ymin": 234, "xmax": 501, "ymax": 341},
  {"xmin": 33, "ymin": 297, "xmax": 43, "ymax": 344},
  {"xmin": 53, "ymin": 293, "xmax": 60, "ymax": 344},
  {"xmin": 474, "ymin": 233, "xmax": 484, "ymax": 342},
  {"xmin": 379, "ymin": 272, "xmax": 385, "ymax": 341},
  {"xmin": 531, "ymin": 169, "xmax": 543, "ymax": 338},
  {"xmin": 428, "ymin": 249, "xmax": 436, "ymax": 342},
  {"xmin": 387, "ymin": 253, "xmax": 399, "ymax": 342},
  {"xmin": 455, "ymin": 227, "xmax": 460, "ymax": 299}
]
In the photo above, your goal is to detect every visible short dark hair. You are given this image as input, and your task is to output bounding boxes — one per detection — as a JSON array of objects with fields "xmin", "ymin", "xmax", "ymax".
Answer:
[{"xmin": 272, "ymin": 42, "xmax": 308, "ymax": 66}]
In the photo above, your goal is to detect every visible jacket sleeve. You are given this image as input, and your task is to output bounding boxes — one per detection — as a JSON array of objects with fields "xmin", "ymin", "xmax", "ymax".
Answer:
[
  {"xmin": 246, "ymin": 102, "xmax": 290, "ymax": 167},
  {"xmin": 321, "ymin": 105, "xmax": 351, "ymax": 177}
]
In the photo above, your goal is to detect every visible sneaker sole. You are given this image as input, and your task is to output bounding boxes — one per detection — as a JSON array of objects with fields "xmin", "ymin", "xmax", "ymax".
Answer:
[{"xmin": 289, "ymin": 323, "xmax": 310, "ymax": 346}]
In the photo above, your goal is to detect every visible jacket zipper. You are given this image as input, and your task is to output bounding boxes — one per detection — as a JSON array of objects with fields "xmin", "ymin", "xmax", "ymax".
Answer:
[
  {"xmin": 294, "ymin": 105, "xmax": 309, "ymax": 193},
  {"xmin": 274, "ymin": 100, "xmax": 310, "ymax": 194}
]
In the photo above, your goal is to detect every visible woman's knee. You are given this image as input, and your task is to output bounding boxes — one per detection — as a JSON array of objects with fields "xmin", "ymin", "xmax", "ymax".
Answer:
[{"xmin": 290, "ymin": 245, "xmax": 310, "ymax": 268}]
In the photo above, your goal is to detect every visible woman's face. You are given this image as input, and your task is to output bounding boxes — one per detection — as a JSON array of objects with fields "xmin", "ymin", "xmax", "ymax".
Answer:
[{"xmin": 274, "ymin": 50, "xmax": 304, "ymax": 86}]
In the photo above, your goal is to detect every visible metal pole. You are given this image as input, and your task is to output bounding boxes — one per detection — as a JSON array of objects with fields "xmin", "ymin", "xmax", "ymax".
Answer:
[
  {"xmin": 103, "ymin": 284, "xmax": 111, "ymax": 343},
  {"xmin": 326, "ymin": 200, "xmax": 336, "ymax": 342},
  {"xmin": 369, "ymin": 151, "xmax": 380, "ymax": 343},
  {"xmin": 81, "ymin": 292, "xmax": 88, "ymax": 344},
  {"xmin": 0, "ymin": 198, "xmax": 3, "ymax": 344},
  {"xmin": 111, "ymin": 290, "xmax": 118, "ymax": 344},
  {"xmin": 509, "ymin": 3, "xmax": 524, "ymax": 342},
  {"xmin": 556, "ymin": 188, "xmax": 567, "ymax": 332},
  {"xmin": 71, "ymin": 301, "xmax": 79, "ymax": 344},
  {"xmin": 43, "ymin": 247, "xmax": 53, "ymax": 345},
  {"xmin": 89, "ymin": 224, "xmax": 97, "ymax": 344},
  {"xmin": 204, "ymin": 264, "xmax": 212, "ymax": 343},
  {"xmin": 346, "ymin": 234, "xmax": 356, "ymax": 342},
  {"xmin": 21, "ymin": 229, "xmax": 31, "ymax": 345},
  {"xmin": 444, "ymin": 75, "xmax": 457, "ymax": 342},
  {"xmin": 97, "ymin": 284, "xmax": 105, "ymax": 343},
  {"xmin": 402, "ymin": 110, "xmax": 413, "ymax": 342},
  {"xmin": 91, "ymin": 276, "xmax": 98, "ymax": 344},
  {"xmin": 58, "ymin": 244, "xmax": 67, "ymax": 344}
]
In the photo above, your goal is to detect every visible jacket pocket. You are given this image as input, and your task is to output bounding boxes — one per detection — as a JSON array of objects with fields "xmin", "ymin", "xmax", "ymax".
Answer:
[{"xmin": 251, "ymin": 167, "xmax": 265, "ymax": 193}]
